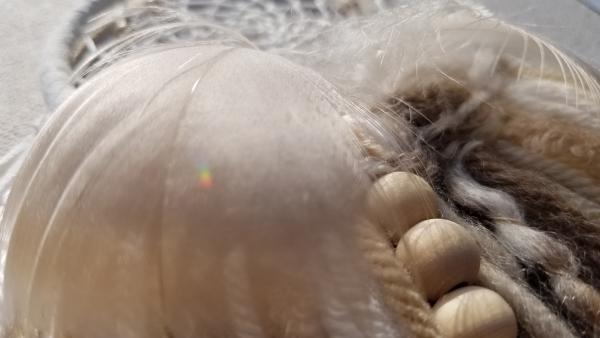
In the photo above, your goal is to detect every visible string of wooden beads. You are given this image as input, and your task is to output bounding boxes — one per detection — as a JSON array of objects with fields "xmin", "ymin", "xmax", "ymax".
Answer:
[
  {"xmin": 366, "ymin": 171, "xmax": 518, "ymax": 338},
  {"xmin": 366, "ymin": 172, "xmax": 439, "ymax": 243}
]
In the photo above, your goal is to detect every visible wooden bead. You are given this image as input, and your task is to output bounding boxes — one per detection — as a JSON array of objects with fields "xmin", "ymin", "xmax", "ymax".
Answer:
[
  {"xmin": 395, "ymin": 219, "xmax": 481, "ymax": 301},
  {"xmin": 366, "ymin": 172, "xmax": 438, "ymax": 241},
  {"xmin": 432, "ymin": 286, "xmax": 518, "ymax": 338}
]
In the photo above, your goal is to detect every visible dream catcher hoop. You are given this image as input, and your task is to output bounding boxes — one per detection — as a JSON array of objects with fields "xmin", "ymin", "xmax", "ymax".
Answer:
[{"xmin": 41, "ymin": 0, "xmax": 396, "ymax": 110}]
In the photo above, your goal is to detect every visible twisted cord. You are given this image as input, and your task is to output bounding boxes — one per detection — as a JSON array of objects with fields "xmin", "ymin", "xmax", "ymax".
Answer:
[{"xmin": 356, "ymin": 219, "xmax": 441, "ymax": 338}]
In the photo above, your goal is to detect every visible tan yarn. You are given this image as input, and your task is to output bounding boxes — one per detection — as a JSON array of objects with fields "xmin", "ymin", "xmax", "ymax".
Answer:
[
  {"xmin": 356, "ymin": 219, "xmax": 441, "ymax": 338},
  {"xmin": 498, "ymin": 112, "xmax": 600, "ymax": 182}
]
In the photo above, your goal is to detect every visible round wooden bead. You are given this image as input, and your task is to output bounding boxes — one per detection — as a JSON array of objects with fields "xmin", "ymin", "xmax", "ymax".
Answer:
[
  {"xmin": 432, "ymin": 286, "xmax": 518, "ymax": 338},
  {"xmin": 395, "ymin": 219, "xmax": 481, "ymax": 301},
  {"xmin": 366, "ymin": 172, "xmax": 438, "ymax": 241}
]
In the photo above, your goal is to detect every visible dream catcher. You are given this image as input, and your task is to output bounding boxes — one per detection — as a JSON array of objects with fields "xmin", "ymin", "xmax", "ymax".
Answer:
[{"xmin": 1, "ymin": 1, "xmax": 599, "ymax": 337}]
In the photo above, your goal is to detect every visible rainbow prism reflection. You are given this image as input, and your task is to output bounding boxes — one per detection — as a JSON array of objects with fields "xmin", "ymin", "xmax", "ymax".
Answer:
[{"xmin": 198, "ymin": 165, "xmax": 213, "ymax": 189}]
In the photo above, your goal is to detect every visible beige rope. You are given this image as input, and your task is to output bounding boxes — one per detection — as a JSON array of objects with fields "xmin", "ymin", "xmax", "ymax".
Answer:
[{"xmin": 357, "ymin": 219, "xmax": 441, "ymax": 338}]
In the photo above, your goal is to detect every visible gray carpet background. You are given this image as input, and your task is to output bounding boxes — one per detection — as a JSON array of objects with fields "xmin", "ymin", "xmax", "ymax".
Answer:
[{"xmin": 0, "ymin": 0, "xmax": 598, "ymax": 157}]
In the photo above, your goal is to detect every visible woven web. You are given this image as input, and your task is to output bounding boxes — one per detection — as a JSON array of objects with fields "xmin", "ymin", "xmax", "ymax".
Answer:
[{"xmin": 67, "ymin": 0, "xmax": 398, "ymax": 87}]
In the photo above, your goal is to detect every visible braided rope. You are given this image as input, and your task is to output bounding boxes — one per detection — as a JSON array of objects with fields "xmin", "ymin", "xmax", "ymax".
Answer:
[{"xmin": 356, "ymin": 219, "xmax": 441, "ymax": 338}]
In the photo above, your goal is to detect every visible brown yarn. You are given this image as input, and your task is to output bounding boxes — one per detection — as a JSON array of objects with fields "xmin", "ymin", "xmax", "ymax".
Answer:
[
  {"xmin": 465, "ymin": 148, "xmax": 600, "ymax": 289},
  {"xmin": 494, "ymin": 142, "xmax": 600, "ymax": 223},
  {"xmin": 356, "ymin": 219, "xmax": 441, "ymax": 338},
  {"xmin": 380, "ymin": 71, "xmax": 600, "ymax": 337},
  {"xmin": 552, "ymin": 274, "xmax": 600, "ymax": 337},
  {"xmin": 459, "ymin": 147, "xmax": 600, "ymax": 337},
  {"xmin": 498, "ymin": 112, "xmax": 600, "ymax": 182},
  {"xmin": 440, "ymin": 204, "xmax": 585, "ymax": 338}
]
